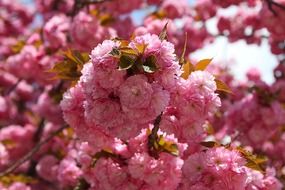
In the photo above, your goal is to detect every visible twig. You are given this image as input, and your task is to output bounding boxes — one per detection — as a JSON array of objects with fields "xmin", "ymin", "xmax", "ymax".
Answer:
[
  {"xmin": 214, "ymin": 33, "xmax": 269, "ymax": 39},
  {"xmin": 70, "ymin": 0, "xmax": 112, "ymax": 17},
  {"xmin": 52, "ymin": 0, "xmax": 63, "ymax": 11},
  {"xmin": 0, "ymin": 125, "xmax": 68, "ymax": 177},
  {"xmin": 269, "ymin": 0, "xmax": 285, "ymax": 10},
  {"xmin": 33, "ymin": 118, "xmax": 45, "ymax": 143},
  {"xmin": 3, "ymin": 78, "xmax": 22, "ymax": 96},
  {"xmin": 265, "ymin": 0, "xmax": 285, "ymax": 16},
  {"xmin": 147, "ymin": 113, "xmax": 162, "ymax": 158}
]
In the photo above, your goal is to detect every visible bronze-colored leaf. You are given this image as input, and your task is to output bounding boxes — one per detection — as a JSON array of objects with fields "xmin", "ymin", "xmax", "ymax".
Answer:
[
  {"xmin": 200, "ymin": 141, "xmax": 219, "ymax": 148},
  {"xmin": 120, "ymin": 47, "xmax": 139, "ymax": 56},
  {"xmin": 159, "ymin": 22, "xmax": 168, "ymax": 41},
  {"xmin": 195, "ymin": 58, "xmax": 213, "ymax": 71},
  {"xmin": 151, "ymin": 10, "xmax": 167, "ymax": 19},
  {"xmin": 0, "ymin": 174, "xmax": 37, "ymax": 186},
  {"xmin": 11, "ymin": 40, "xmax": 25, "ymax": 54},
  {"xmin": 181, "ymin": 60, "xmax": 195, "ymax": 79},
  {"xmin": 99, "ymin": 13, "xmax": 115, "ymax": 26},
  {"xmin": 1, "ymin": 139, "xmax": 17, "ymax": 148},
  {"xmin": 215, "ymin": 79, "xmax": 232, "ymax": 94},
  {"xmin": 135, "ymin": 43, "xmax": 148, "ymax": 55},
  {"xmin": 236, "ymin": 146, "xmax": 267, "ymax": 172},
  {"xmin": 48, "ymin": 49, "xmax": 89, "ymax": 83}
]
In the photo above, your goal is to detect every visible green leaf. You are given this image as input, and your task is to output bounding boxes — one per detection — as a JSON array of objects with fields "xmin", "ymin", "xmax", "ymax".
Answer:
[
  {"xmin": 142, "ymin": 55, "xmax": 158, "ymax": 73},
  {"xmin": 159, "ymin": 22, "xmax": 168, "ymax": 41},
  {"xmin": 195, "ymin": 58, "xmax": 213, "ymax": 71},
  {"xmin": 215, "ymin": 79, "xmax": 232, "ymax": 94},
  {"xmin": 109, "ymin": 47, "xmax": 121, "ymax": 57},
  {"xmin": 118, "ymin": 54, "xmax": 136, "ymax": 70},
  {"xmin": 151, "ymin": 10, "xmax": 167, "ymax": 19}
]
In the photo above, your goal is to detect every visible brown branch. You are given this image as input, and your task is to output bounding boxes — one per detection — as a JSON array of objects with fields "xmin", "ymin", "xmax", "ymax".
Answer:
[
  {"xmin": 265, "ymin": 0, "xmax": 285, "ymax": 16},
  {"xmin": 3, "ymin": 78, "xmax": 22, "ymax": 96},
  {"xmin": 269, "ymin": 0, "xmax": 285, "ymax": 10},
  {"xmin": 70, "ymin": 0, "xmax": 112, "ymax": 17},
  {"xmin": 214, "ymin": 33, "xmax": 269, "ymax": 40},
  {"xmin": 147, "ymin": 113, "xmax": 162, "ymax": 159},
  {"xmin": 0, "ymin": 125, "xmax": 68, "ymax": 177},
  {"xmin": 33, "ymin": 118, "xmax": 45, "ymax": 142},
  {"xmin": 83, "ymin": 0, "xmax": 112, "ymax": 5}
]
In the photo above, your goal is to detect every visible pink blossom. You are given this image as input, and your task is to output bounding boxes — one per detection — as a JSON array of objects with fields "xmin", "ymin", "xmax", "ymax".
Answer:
[
  {"xmin": 70, "ymin": 12, "xmax": 116, "ymax": 51},
  {"xmin": 43, "ymin": 14, "xmax": 70, "ymax": 49},
  {"xmin": 0, "ymin": 142, "xmax": 9, "ymax": 170},
  {"xmin": 36, "ymin": 155, "xmax": 59, "ymax": 182},
  {"xmin": 119, "ymin": 75, "xmax": 153, "ymax": 109},
  {"xmin": 8, "ymin": 182, "xmax": 31, "ymax": 190},
  {"xmin": 57, "ymin": 158, "xmax": 82, "ymax": 186},
  {"xmin": 0, "ymin": 124, "xmax": 35, "ymax": 163},
  {"xmin": 160, "ymin": 0, "xmax": 188, "ymax": 19}
]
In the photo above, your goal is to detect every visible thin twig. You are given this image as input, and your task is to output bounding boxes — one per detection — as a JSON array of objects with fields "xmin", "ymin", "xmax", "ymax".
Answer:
[
  {"xmin": 147, "ymin": 113, "xmax": 162, "ymax": 159},
  {"xmin": 70, "ymin": 0, "xmax": 112, "ymax": 16},
  {"xmin": 265, "ymin": 0, "xmax": 285, "ymax": 16},
  {"xmin": 33, "ymin": 118, "xmax": 45, "ymax": 142},
  {"xmin": 269, "ymin": 0, "xmax": 285, "ymax": 10},
  {"xmin": 0, "ymin": 125, "xmax": 68, "ymax": 177},
  {"xmin": 3, "ymin": 78, "xmax": 22, "ymax": 96}
]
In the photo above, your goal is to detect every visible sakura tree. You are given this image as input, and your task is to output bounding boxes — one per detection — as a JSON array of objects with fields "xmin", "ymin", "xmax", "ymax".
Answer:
[{"xmin": 0, "ymin": 0, "xmax": 285, "ymax": 189}]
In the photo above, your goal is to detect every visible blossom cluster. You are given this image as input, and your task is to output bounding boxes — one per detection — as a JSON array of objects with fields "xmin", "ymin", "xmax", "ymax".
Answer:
[{"xmin": 0, "ymin": 0, "xmax": 285, "ymax": 189}]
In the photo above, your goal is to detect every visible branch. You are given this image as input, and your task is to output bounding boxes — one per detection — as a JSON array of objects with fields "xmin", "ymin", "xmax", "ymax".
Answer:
[
  {"xmin": 70, "ymin": 0, "xmax": 112, "ymax": 16},
  {"xmin": 269, "ymin": 0, "xmax": 285, "ymax": 10},
  {"xmin": 147, "ymin": 113, "xmax": 162, "ymax": 158},
  {"xmin": 33, "ymin": 118, "xmax": 45, "ymax": 142},
  {"xmin": 265, "ymin": 0, "xmax": 285, "ymax": 16},
  {"xmin": 214, "ymin": 33, "xmax": 269, "ymax": 40},
  {"xmin": 0, "ymin": 125, "xmax": 68, "ymax": 177},
  {"xmin": 3, "ymin": 78, "xmax": 22, "ymax": 96}
]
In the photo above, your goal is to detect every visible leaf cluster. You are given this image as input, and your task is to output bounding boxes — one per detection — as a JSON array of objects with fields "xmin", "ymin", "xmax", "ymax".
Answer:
[
  {"xmin": 110, "ymin": 40, "xmax": 159, "ymax": 74},
  {"xmin": 181, "ymin": 58, "xmax": 232, "ymax": 94},
  {"xmin": 90, "ymin": 149, "xmax": 127, "ymax": 167},
  {"xmin": 48, "ymin": 49, "xmax": 89, "ymax": 84},
  {"xmin": 147, "ymin": 114, "xmax": 179, "ymax": 159},
  {"xmin": 200, "ymin": 141, "xmax": 267, "ymax": 172}
]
